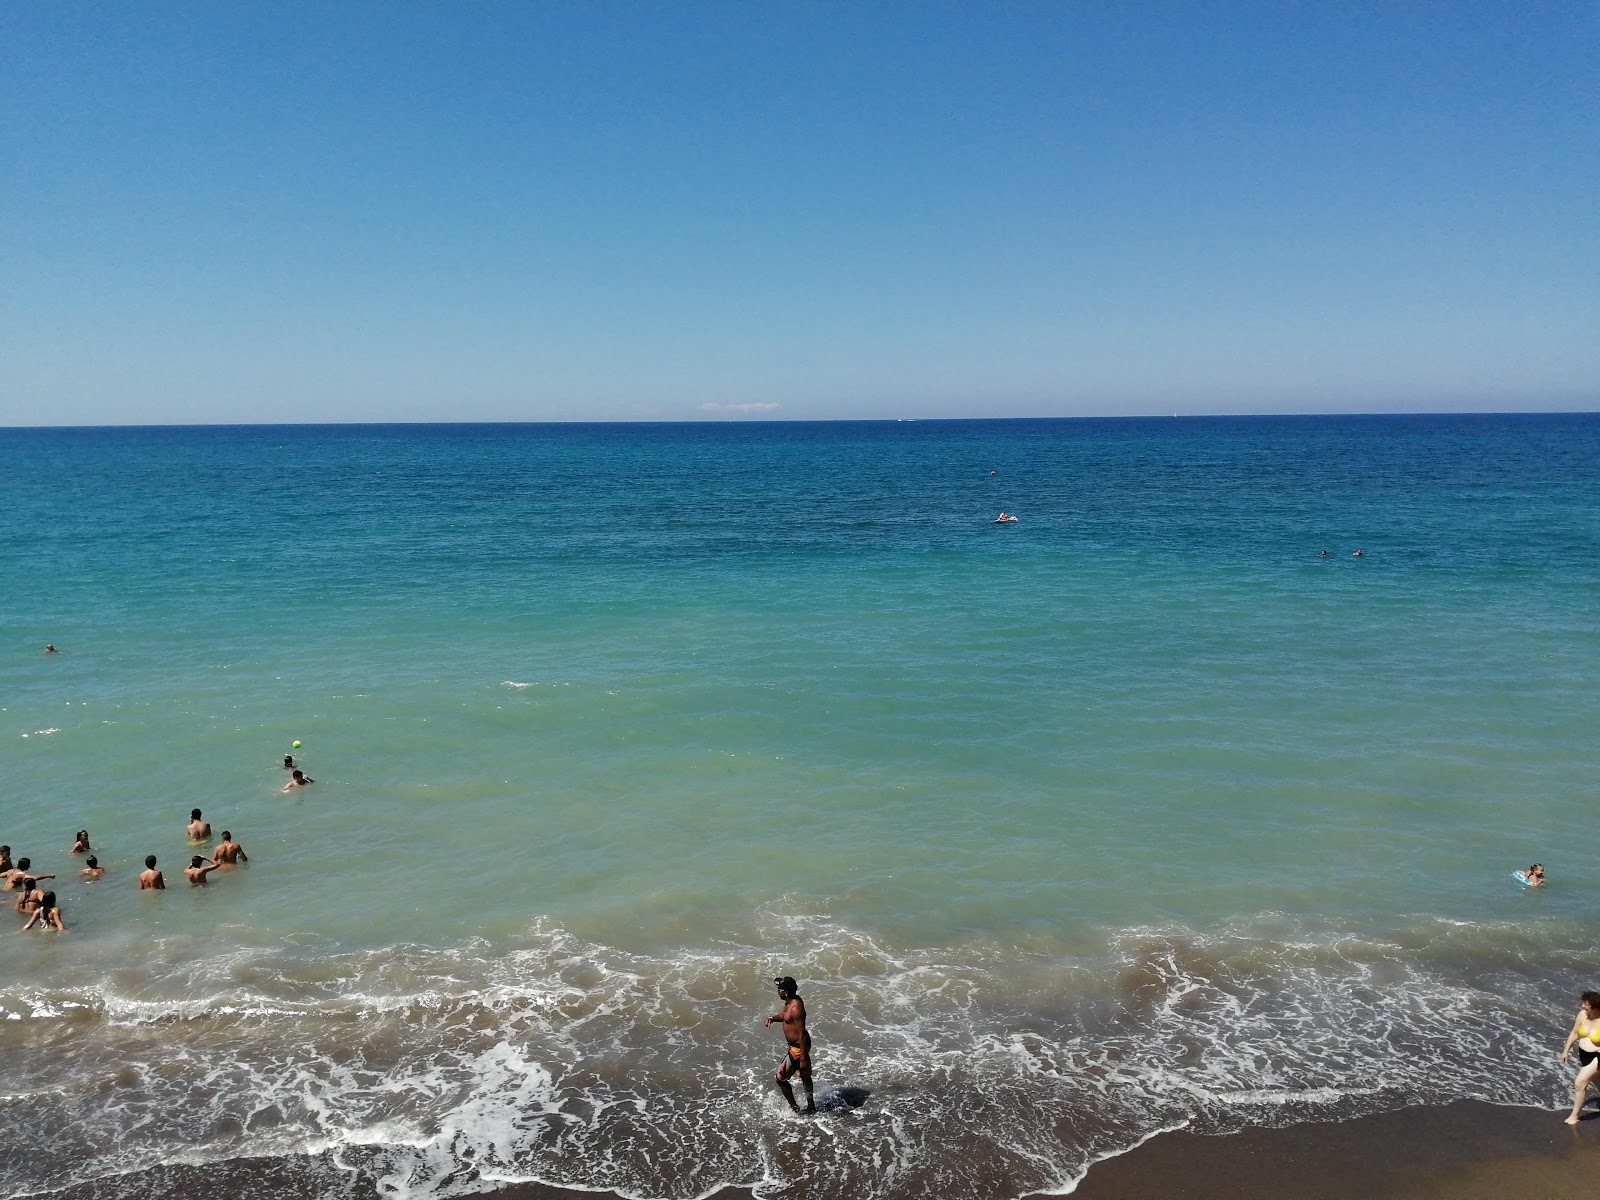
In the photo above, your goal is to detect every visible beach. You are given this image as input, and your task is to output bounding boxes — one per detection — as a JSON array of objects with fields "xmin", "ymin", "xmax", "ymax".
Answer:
[
  {"xmin": 35, "ymin": 1102, "xmax": 1600, "ymax": 1199},
  {"xmin": 1071, "ymin": 1101, "xmax": 1600, "ymax": 1199},
  {"xmin": 4, "ymin": 417, "xmax": 1599, "ymax": 1199}
]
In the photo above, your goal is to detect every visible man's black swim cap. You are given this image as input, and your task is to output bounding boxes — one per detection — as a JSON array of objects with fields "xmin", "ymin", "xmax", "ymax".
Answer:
[{"xmin": 774, "ymin": 976, "xmax": 798, "ymax": 994}]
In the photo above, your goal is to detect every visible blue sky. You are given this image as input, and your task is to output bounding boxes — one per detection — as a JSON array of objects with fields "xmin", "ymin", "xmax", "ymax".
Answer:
[{"xmin": 2, "ymin": 2, "xmax": 1595, "ymax": 424}]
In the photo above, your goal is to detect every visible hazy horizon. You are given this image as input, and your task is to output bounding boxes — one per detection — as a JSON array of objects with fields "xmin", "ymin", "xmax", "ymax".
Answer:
[{"xmin": 9, "ymin": 409, "xmax": 1600, "ymax": 432}]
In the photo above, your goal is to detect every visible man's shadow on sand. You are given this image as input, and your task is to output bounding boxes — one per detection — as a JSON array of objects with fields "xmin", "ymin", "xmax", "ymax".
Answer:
[{"xmin": 814, "ymin": 1086, "xmax": 871, "ymax": 1113}]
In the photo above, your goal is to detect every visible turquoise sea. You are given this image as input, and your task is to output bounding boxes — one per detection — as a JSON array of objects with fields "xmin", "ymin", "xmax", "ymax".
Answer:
[{"xmin": 3, "ymin": 415, "xmax": 1599, "ymax": 1198}]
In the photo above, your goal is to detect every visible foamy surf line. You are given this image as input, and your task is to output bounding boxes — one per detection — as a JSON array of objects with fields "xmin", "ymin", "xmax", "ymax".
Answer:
[{"xmin": 0, "ymin": 914, "xmax": 1583, "ymax": 1200}]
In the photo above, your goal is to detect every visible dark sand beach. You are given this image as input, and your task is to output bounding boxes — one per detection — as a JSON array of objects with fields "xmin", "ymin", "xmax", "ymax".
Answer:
[
  {"xmin": 34, "ymin": 1100, "xmax": 1600, "ymax": 1200},
  {"xmin": 1066, "ymin": 1100, "xmax": 1600, "ymax": 1200}
]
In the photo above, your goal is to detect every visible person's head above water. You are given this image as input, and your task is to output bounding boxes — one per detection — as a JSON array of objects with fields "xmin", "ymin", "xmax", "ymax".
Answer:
[
  {"xmin": 190, "ymin": 856, "xmax": 205, "ymax": 868},
  {"xmin": 291, "ymin": 770, "xmax": 306, "ymax": 781},
  {"xmin": 220, "ymin": 831, "xmax": 232, "ymax": 841},
  {"xmin": 773, "ymin": 976, "xmax": 799, "ymax": 998},
  {"xmin": 16, "ymin": 858, "xmax": 30, "ymax": 872},
  {"xmin": 284, "ymin": 755, "xmax": 294, "ymax": 768},
  {"xmin": 190, "ymin": 808, "xmax": 203, "ymax": 821},
  {"xmin": 1583, "ymin": 991, "xmax": 1600, "ymax": 1013},
  {"xmin": 85, "ymin": 856, "xmax": 98, "ymax": 869},
  {"xmin": 144, "ymin": 855, "xmax": 158, "ymax": 869}
]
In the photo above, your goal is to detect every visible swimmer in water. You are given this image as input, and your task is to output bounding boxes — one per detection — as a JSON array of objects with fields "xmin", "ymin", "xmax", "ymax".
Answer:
[
  {"xmin": 281, "ymin": 769, "xmax": 314, "ymax": 792},
  {"xmin": 20, "ymin": 892, "xmax": 65, "ymax": 931},
  {"xmin": 187, "ymin": 809, "xmax": 211, "ymax": 841},
  {"xmin": 1561, "ymin": 991, "xmax": 1600, "ymax": 1123},
  {"xmin": 183, "ymin": 856, "xmax": 221, "ymax": 886},
  {"xmin": 211, "ymin": 832, "xmax": 248, "ymax": 865},
  {"xmin": 70, "ymin": 830, "xmax": 91, "ymax": 854},
  {"xmin": 1319, "ymin": 550, "xmax": 1330, "ymax": 558},
  {"xmin": 13, "ymin": 879, "xmax": 42, "ymax": 915},
  {"xmin": 138, "ymin": 855, "xmax": 165, "ymax": 890},
  {"xmin": 4, "ymin": 860, "xmax": 52, "ymax": 890},
  {"xmin": 80, "ymin": 856, "xmax": 106, "ymax": 880},
  {"xmin": 0, "ymin": 846, "xmax": 12, "ymax": 875},
  {"xmin": 43, "ymin": 644, "xmax": 59, "ymax": 655},
  {"xmin": 283, "ymin": 754, "xmax": 296, "ymax": 770},
  {"xmin": 1524, "ymin": 863, "xmax": 1546, "ymax": 887},
  {"xmin": 994, "ymin": 512, "xmax": 1018, "ymax": 523},
  {"xmin": 1352, "ymin": 549, "xmax": 1365, "ymax": 557}
]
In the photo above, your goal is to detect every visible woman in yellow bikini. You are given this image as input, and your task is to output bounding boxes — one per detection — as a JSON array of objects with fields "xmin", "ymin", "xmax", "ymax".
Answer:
[{"xmin": 1559, "ymin": 990, "xmax": 1600, "ymax": 1124}]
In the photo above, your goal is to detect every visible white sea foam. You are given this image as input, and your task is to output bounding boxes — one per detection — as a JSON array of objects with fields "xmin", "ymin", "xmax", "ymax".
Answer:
[{"xmin": 0, "ymin": 912, "xmax": 1579, "ymax": 1200}]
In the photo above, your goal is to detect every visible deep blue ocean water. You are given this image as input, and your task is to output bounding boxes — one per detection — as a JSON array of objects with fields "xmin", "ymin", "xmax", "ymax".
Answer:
[{"xmin": 2, "ymin": 415, "xmax": 1598, "ymax": 1198}]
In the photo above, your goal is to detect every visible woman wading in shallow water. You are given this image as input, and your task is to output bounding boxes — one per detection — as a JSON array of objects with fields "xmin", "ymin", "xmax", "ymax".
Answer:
[{"xmin": 1559, "ymin": 990, "xmax": 1600, "ymax": 1123}]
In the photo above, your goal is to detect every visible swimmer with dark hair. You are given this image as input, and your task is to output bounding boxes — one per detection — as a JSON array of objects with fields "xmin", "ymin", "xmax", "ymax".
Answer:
[
  {"xmin": 5, "ymin": 859, "xmax": 53, "ymax": 890},
  {"xmin": 13, "ymin": 879, "xmax": 42, "ymax": 915},
  {"xmin": 183, "ymin": 856, "xmax": 221, "ymax": 886},
  {"xmin": 212, "ymin": 833, "xmax": 248, "ymax": 865},
  {"xmin": 138, "ymin": 855, "xmax": 165, "ymax": 890},
  {"xmin": 70, "ymin": 830, "xmax": 91, "ymax": 854},
  {"xmin": 187, "ymin": 809, "xmax": 211, "ymax": 841},
  {"xmin": 281, "ymin": 769, "xmax": 314, "ymax": 792},
  {"xmin": 80, "ymin": 857, "xmax": 106, "ymax": 880},
  {"xmin": 43, "ymin": 644, "xmax": 59, "ymax": 655},
  {"xmin": 1524, "ymin": 863, "xmax": 1546, "ymax": 887},
  {"xmin": 283, "ymin": 754, "xmax": 296, "ymax": 770},
  {"xmin": 20, "ymin": 892, "xmax": 65, "ymax": 931}
]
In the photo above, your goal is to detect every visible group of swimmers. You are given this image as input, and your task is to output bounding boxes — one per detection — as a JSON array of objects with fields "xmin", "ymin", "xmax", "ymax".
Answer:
[
  {"xmin": 1, "ymin": 844, "xmax": 68, "ymax": 930},
  {"xmin": 0, "ymin": 747, "xmax": 313, "ymax": 931},
  {"xmin": 2, "ymin": 808, "xmax": 253, "ymax": 931}
]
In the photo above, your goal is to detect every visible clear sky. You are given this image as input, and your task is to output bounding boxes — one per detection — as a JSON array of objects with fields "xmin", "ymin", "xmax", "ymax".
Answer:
[{"xmin": 2, "ymin": 2, "xmax": 1595, "ymax": 425}]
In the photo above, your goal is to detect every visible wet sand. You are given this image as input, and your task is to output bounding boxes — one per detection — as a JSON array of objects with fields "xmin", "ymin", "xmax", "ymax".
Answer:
[
  {"xmin": 33, "ymin": 1101, "xmax": 1600, "ymax": 1200},
  {"xmin": 1066, "ymin": 1100, "xmax": 1600, "ymax": 1200}
]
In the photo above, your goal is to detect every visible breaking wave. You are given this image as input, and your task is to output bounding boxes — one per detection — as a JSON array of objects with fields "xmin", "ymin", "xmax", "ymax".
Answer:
[{"xmin": 0, "ymin": 910, "xmax": 1580, "ymax": 1200}]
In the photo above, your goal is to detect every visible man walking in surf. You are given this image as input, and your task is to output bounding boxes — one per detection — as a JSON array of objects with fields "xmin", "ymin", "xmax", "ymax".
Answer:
[{"xmin": 764, "ymin": 975, "xmax": 815, "ymax": 1114}]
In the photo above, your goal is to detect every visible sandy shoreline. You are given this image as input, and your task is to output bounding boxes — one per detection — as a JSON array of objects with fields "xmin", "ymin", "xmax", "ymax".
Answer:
[
  {"xmin": 31, "ymin": 1100, "xmax": 1600, "ymax": 1200},
  {"xmin": 1065, "ymin": 1099, "xmax": 1600, "ymax": 1200}
]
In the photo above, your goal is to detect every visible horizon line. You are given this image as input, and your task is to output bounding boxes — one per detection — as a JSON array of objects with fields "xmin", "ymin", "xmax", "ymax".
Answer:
[{"xmin": 5, "ymin": 409, "xmax": 1600, "ymax": 432}]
